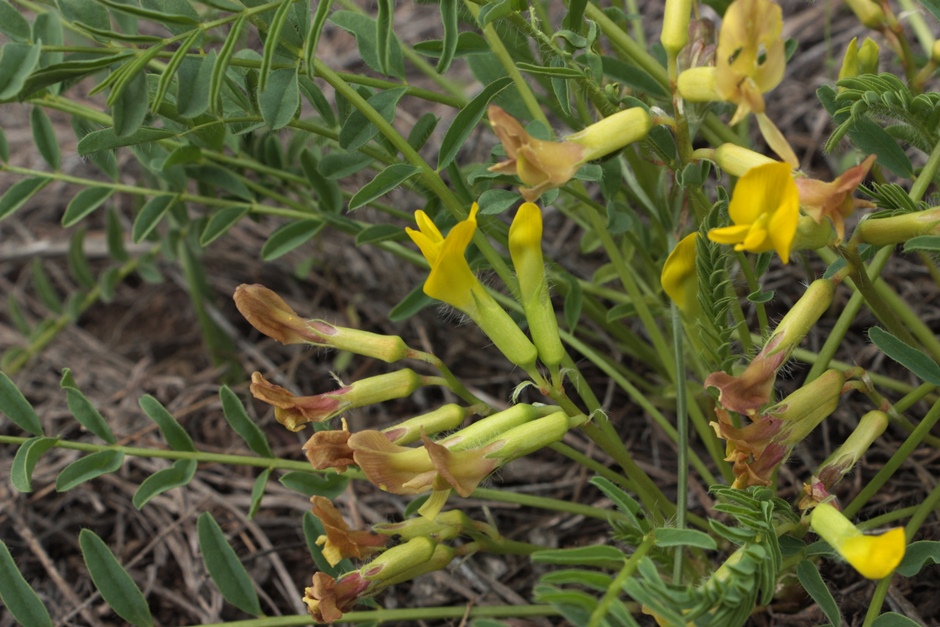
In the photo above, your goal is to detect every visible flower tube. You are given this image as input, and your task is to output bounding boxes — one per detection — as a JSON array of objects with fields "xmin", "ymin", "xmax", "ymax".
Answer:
[
  {"xmin": 406, "ymin": 203, "xmax": 538, "ymax": 368},
  {"xmin": 810, "ymin": 502, "xmax": 905, "ymax": 579}
]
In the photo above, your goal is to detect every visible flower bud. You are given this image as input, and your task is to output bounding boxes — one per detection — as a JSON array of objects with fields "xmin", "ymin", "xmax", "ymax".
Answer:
[
  {"xmin": 439, "ymin": 403, "xmax": 555, "ymax": 451},
  {"xmin": 488, "ymin": 106, "xmax": 651, "ymax": 201},
  {"xmin": 361, "ymin": 536, "xmax": 437, "ymax": 582},
  {"xmin": 711, "ymin": 369, "xmax": 844, "ymax": 488},
  {"xmin": 565, "ymin": 107, "xmax": 653, "ymax": 161},
  {"xmin": 407, "ymin": 203, "xmax": 538, "ymax": 368},
  {"xmin": 483, "ymin": 410, "xmax": 580, "ymax": 461},
  {"xmin": 373, "ymin": 543, "xmax": 457, "ymax": 590},
  {"xmin": 661, "ymin": 0, "xmax": 692, "ymax": 58},
  {"xmin": 810, "ymin": 502, "xmax": 905, "ymax": 579},
  {"xmin": 712, "ymin": 143, "xmax": 777, "ymax": 177},
  {"xmin": 768, "ymin": 279, "xmax": 836, "ymax": 355},
  {"xmin": 381, "ymin": 404, "xmax": 470, "ymax": 445},
  {"xmin": 840, "ymin": 37, "xmax": 860, "ymax": 82},
  {"xmin": 706, "ymin": 279, "xmax": 835, "ymax": 415},
  {"xmin": 791, "ymin": 216, "xmax": 834, "ymax": 252},
  {"xmin": 677, "ymin": 66, "xmax": 721, "ymax": 102},
  {"xmin": 251, "ymin": 369, "xmax": 426, "ymax": 431},
  {"xmin": 234, "ymin": 284, "xmax": 410, "ymax": 362},
  {"xmin": 858, "ymin": 38, "xmax": 880, "ymax": 74},
  {"xmin": 857, "ymin": 207, "xmax": 940, "ymax": 246},
  {"xmin": 844, "ymin": 0, "xmax": 887, "ymax": 29},
  {"xmin": 801, "ymin": 410, "xmax": 888, "ymax": 508},
  {"xmin": 772, "ymin": 369, "xmax": 843, "ymax": 445},
  {"xmin": 509, "ymin": 202, "xmax": 565, "ymax": 367},
  {"xmin": 933, "ymin": 40, "xmax": 940, "ymax": 65},
  {"xmin": 661, "ymin": 232, "xmax": 699, "ymax": 315}
]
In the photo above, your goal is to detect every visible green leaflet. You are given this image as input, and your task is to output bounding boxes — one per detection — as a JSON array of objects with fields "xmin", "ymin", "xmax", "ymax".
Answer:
[
  {"xmin": 197, "ymin": 513, "xmax": 264, "ymax": 616},
  {"xmin": 0, "ymin": 541, "xmax": 53, "ymax": 627},
  {"xmin": 56, "ymin": 450, "xmax": 125, "ymax": 491},
  {"xmin": 79, "ymin": 529, "xmax": 153, "ymax": 627}
]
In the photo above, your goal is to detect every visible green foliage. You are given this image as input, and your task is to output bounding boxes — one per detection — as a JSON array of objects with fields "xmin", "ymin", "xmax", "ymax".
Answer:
[{"xmin": 0, "ymin": 0, "xmax": 938, "ymax": 624}]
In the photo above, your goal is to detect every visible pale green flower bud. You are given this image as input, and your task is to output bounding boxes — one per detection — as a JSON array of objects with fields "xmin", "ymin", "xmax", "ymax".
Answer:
[
  {"xmin": 440, "ymin": 403, "xmax": 555, "ymax": 451},
  {"xmin": 485, "ymin": 410, "xmax": 585, "ymax": 461},
  {"xmin": 713, "ymin": 143, "xmax": 777, "ymax": 177},
  {"xmin": 509, "ymin": 202, "xmax": 565, "ymax": 367},
  {"xmin": 361, "ymin": 537, "xmax": 436, "ymax": 582},
  {"xmin": 845, "ymin": 0, "xmax": 887, "ymax": 29},
  {"xmin": 858, "ymin": 38, "xmax": 880, "ymax": 74},
  {"xmin": 661, "ymin": 0, "xmax": 692, "ymax": 57},
  {"xmin": 382, "ymin": 404, "xmax": 470, "ymax": 445},
  {"xmin": 565, "ymin": 107, "xmax": 653, "ymax": 161},
  {"xmin": 856, "ymin": 207, "xmax": 940, "ymax": 246}
]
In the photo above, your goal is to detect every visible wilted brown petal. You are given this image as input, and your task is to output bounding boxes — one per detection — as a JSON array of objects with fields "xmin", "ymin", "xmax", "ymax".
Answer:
[
  {"xmin": 310, "ymin": 496, "xmax": 388, "ymax": 566},
  {"xmin": 304, "ymin": 429, "xmax": 356, "ymax": 471}
]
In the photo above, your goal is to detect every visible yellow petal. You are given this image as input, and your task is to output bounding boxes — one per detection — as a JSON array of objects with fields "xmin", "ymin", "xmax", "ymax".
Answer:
[
  {"xmin": 415, "ymin": 210, "xmax": 442, "ymax": 242},
  {"xmin": 755, "ymin": 113, "xmax": 799, "ymax": 167},
  {"xmin": 708, "ymin": 224, "xmax": 752, "ymax": 245},
  {"xmin": 661, "ymin": 233, "xmax": 699, "ymax": 312},
  {"xmin": 406, "ymin": 227, "xmax": 440, "ymax": 265},
  {"xmin": 768, "ymin": 190, "xmax": 799, "ymax": 264},
  {"xmin": 728, "ymin": 162, "xmax": 794, "ymax": 225},
  {"xmin": 841, "ymin": 527, "xmax": 906, "ymax": 580}
]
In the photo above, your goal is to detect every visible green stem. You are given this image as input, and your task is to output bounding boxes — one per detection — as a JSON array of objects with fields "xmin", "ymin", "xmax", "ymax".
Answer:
[
  {"xmin": 195, "ymin": 605, "xmax": 562, "ymax": 627},
  {"xmin": 310, "ymin": 59, "xmax": 519, "ymax": 292},
  {"xmin": 856, "ymin": 505, "xmax": 919, "ymax": 530},
  {"xmin": 904, "ymin": 475, "xmax": 940, "ymax": 540},
  {"xmin": 588, "ymin": 534, "xmax": 656, "ymax": 627},
  {"xmin": 580, "ymin": 204, "xmax": 675, "ymax": 381},
  {"xmin": 672, "ymin": 306, "xmax": 689, "ymax": 582},
  {"xmin": 844, "ymin": 396, "xmax": 940, "ymax": 518},
  {"xmin": 550, "ymin": 441, "xmax": 635, "ymax": 493},
  {"xmin": 911, "ymin": 133, "xmax": 940, "ymax": 203},
  {"xmin": 838, "ymin": 246, "xmax": 916, "ymax": 345},
  {"xmin": 464, "ymin": 1, "xmax": 548, "ymax": 127},
  {"xmin": 561, "ymin": 331, "xmax": 718, "ymax": 491},
  {"xmin": 861, "ymin": 577, "xmax": 892, "ymax": 627},
  {"xmin": 406, "ymin": 349, "xmax": 490, "ymax": 409},
  {"xmin": 0, "ymin": 435, "xmax": 620, "ymax": 520},
  {"xmin": 735, "ymin": 252, "xmax": 769, "ymax": 337},
  {"xmin": 806, "ymin": 247, "xmax": 892, "ymax": 382}
]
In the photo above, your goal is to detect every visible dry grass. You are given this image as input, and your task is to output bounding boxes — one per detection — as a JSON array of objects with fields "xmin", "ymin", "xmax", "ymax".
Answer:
[{"xmin": 2, "ymin": 1, "xmax": 940, "ymax": 625}]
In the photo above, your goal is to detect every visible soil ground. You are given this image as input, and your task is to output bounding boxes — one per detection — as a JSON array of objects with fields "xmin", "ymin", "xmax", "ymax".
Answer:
[{"xmin": 2, "ymin": 1, "xmax": 940, "ymax": 626}]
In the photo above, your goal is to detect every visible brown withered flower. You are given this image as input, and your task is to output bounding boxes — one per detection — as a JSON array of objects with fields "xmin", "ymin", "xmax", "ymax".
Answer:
[
  {"xmin": 310, "ymin": 496, "xmax": 387, "ymax": 566},
  {"xmin": 303, "ymin": 571, "xmax": 369, "ymax": 623}
]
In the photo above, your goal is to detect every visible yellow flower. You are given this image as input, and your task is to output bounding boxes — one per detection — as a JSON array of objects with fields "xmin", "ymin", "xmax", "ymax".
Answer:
[
  {"xmin": 715, "ymin": 0, "xmax": 786, "ymax": 125},
  {"xmin": 676, "ymin": 0, "xmax": 797, "ymax": 165},
  {"xmin": 810, "ymin": 502, "xmax": 906, "ymax": 580},
  {"xmin": 509, "ymin": 202, "xmax": 565, "ymax": 367},
  {"xmin": 661, "ymin": 232, "xmax": 699, "ymax": 314},
  {"xmin": 405, "ymin": 204, "xmax": 483, "ymax": 314},
  {"xmin": 707, "ymin": 162, "xmax": 799, "ymax": 263},
  {"xmin": 405, "ymin": 204, "xmax": 538, "ymax": 368}
]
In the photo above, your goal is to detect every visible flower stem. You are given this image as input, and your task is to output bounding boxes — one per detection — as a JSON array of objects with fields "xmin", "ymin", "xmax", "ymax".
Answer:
[{"xmin": 588, "ymin": 533, "xmax": 656, "ymax": 627}]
